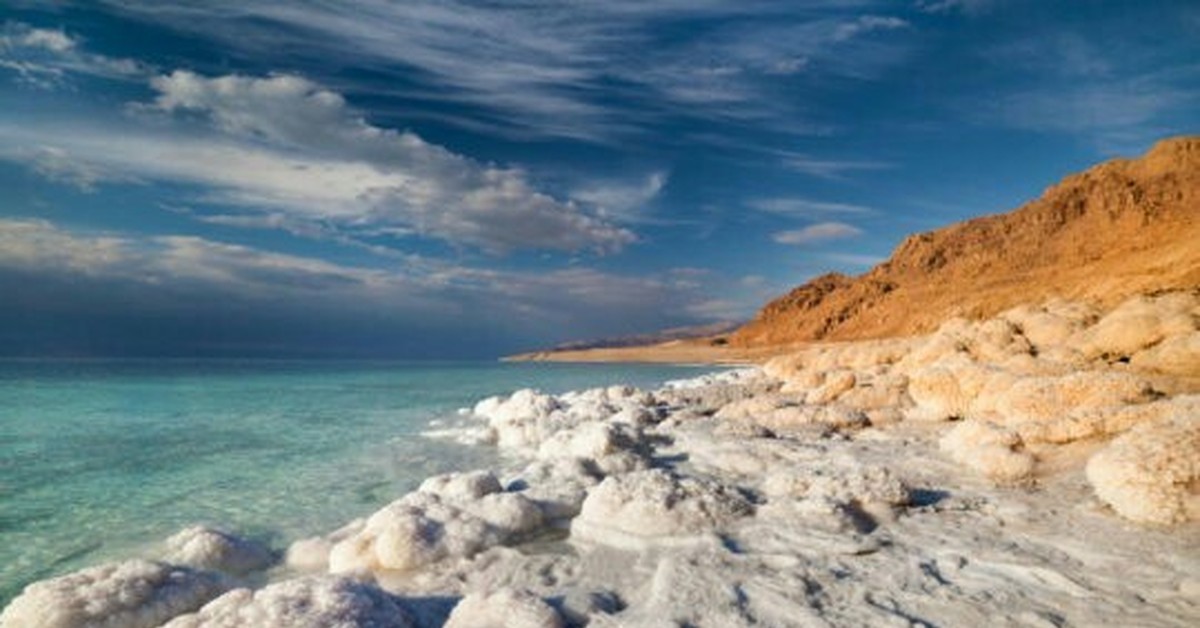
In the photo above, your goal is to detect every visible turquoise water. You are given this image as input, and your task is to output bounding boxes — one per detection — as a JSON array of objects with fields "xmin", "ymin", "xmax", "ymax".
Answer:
[{"xmin": 0, "ymin": 359, "xmax": 710, "ymax": 605}]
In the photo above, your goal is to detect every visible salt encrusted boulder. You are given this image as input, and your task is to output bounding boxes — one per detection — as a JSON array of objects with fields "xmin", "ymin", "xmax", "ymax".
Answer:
[
  {"xmin": 571, "ymin": 469, "xmax": 752, "ymax": 549},
  {"xmin": 163, "ymin": 577, "xmax": 414, "ymax": 628},
  {"xmin": 1086, "ymin": 414, "xmax": 1200, "ymax": 525},
  {"xmin": 1130, "ymin": 331, "xmax": 1200, "ymax": 376},
  {"xmin": 1000, "ymin": 300, "xmax": 1098, "ymax": 350},
  {"xmin": 419, "ymin": 470, "xmax": 504, "ymax": 501},
  {"xmin": 1013, "ymin": 395, "xmax": 1200, "ymax": 445},
  {"xmin": 286, "ymin": 519, "xmax": 365, "ymax": 572},
  {"xmin": 164, "ymin": 526, "xmax": 275, "ymax": 575},
  {"xmin": 0, "ymin": 560, "xmax": 226, "ymax": 628},
  {"xmin": 507, "ymin": 457, "xmax": 602, "ymax": 520},
  {"xmin": 1074, "ymin": 293, "xmax": 1197, "ymax": 361},
  {"xmin": 989, "ymin": 371, "xmax": 1155, "ymax": 426},
  {"xmin": 444, "ymin": 588, "xmax": 564, "ymax": 628},
  {"xmin": 328, "ymin": 487, "xmax": 542, "ymax": 575},
  {"xmin": 804, "ymin": 370, "xmax": 857, "ymax": 404},
  {"xmin": 760, "ymin": 463, "xmax": 910, "ymax": 509},
  {"xmin": 939, "ymin": 420, "xmax": 1036, "ymax": 483},
  {"xmin": 905, "ymin": 357, "xmax": 1016, "ymax": 422},
  {"xmin": 714, "ymin": 395, "xmax": 867, "ymax": 431}
]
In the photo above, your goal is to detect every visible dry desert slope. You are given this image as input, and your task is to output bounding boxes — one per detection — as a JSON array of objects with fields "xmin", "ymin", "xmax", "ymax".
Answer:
[{"xmin": 731, "ymin": 136, "xmax": 1200, "ymax": 348}]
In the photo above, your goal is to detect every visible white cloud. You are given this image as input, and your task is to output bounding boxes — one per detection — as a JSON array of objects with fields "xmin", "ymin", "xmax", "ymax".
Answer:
[
  {"xmin": 777, "ymin": 153, "xmax": 893, "ymax": 180},
  {"xmin": 748, "ymin": 197, "xmax": 873, "ymax": 216},
  {"xmin": 571, "ymin": 172, "xmax": 668, "ymax": 221},
  {"xmin": 0, "ymin": 21, "xmax": 145, "ymax": 87},
  {"xmin": 1, "ymin": 70, "xmax": 636, "ymax": 254},
  {"xmin": 772, "ymin": 222, "xmax": 863, "ymax": 245},
  {"xmin": 916, "ymin": 0, "xmax": 996, "ymax": 14}
]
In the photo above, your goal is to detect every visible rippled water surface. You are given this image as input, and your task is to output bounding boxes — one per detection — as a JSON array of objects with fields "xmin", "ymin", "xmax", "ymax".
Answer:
[{"xmin": 0, "ymin": 359, "xmax": 709, "ymax": 604}]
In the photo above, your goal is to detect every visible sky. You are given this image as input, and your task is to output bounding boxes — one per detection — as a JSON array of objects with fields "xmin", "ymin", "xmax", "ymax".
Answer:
[{"xmin": 0, "ymin": 0, "xmax": 1197, "ymax": 358}]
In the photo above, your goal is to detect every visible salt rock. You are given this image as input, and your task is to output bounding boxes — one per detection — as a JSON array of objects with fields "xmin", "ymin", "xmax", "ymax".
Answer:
[
  {"xmin": 990, "ymin": 371, "xmax": 1155, "ymax": 426},
  {"xmin": 163, "ymin": 576, "xmax": 414, "ymax": 628},
  {"xmin": 1014, "ymin": 396, "xmax": 1200, "ymax": 445},
  {"xmin": 0, "ymin": 560, "xmax": 226, "ymax": 628},
  {"xmin": 444, "ymin": 588, "xmax": 564, "ymax": 628},
  {"xmin": 328, "ymin": 488, "xmax": 542, "ymax": 575},
  {"xmin": 165, "ymin": 526, "xmax": 275, "ymax": 575},
  {"xmin": 571, "ymin": 469, "xmax": 752, "ymax": 548},
  {"xmin": 286, "ymin": 519, "xmax": 364, "ymax": 572},
  {"xmin": 419, "ymin": 470, "xmax": 503, "ymax": 502},
  {"xmin": 473, "ymin": 389, "xmax": 560, "ymax": 423},
  {"xmin": 906, "ymin": 357, "xmax": 1015, "ymax": 422},
  {"xmin": 536, "ymin": 421, "xmax": 644, "ymax": 462},
  {"xmin": 805, "ymin": 370, "xmax": 856, "ymax": 404},
  {"xmin": 1075, "ymin": 293, "xmax": 1197, "ymax": 360},
  {"xmin": 508, "ymin": 458, "xmax": 601, "ymax": 520},
  {"xmin": 715, "ymin": 396, "xmax": 866, "ymax": 431},
  {"xmin": 1086, "ymin": 414, "xmax": 1200, "ymax": 524},
  {"xmin": 760, "ymin": 463, "xmax": 910, "ymax": 509},
  {"xmin": 1000, "ymin": 300, "xmax": 1097, "ymax": 349},
  {"xmin": 835, "ymin": 372, "xmax": 911, "ymax": 411},
  {"xmin": 940, "ymin": 420, "xmax": 1035, "ymax": 483},
  {"xmin": 1130, "ymin": 331, "xmax": 1200, "ymax": 376}
]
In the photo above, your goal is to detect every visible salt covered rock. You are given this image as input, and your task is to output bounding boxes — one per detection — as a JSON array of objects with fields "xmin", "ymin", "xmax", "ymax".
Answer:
[
  {"xmin": 444, "ymin": 588, "xmax": 564, "ymax": 628},
  {"xmin": 939, "ymin": 420, "xmax": 1036, "ymax": 483},
  {"xmin": 1086, "ymin": 414, "xmax": 1200, "ymax": 524},
  {"xmin": 0, "ymin": 560, "xmax": 226, "ymax": 628},
  {"xmin": 990, "ymin": 371, "xmax": 1155, "ymax": 426},
  {"xmin": 571, "ymin": 469, "xmax": 751, "ymax": 548},
  {"xmin": 906, "ymin": 357, "xmax": 1015, "ymax": 422},
  {"xmin": 714, "ymin": 395, "xmax": 867, "ymax": 431},
  {"xmin": 164, "ymin": 526, "xmax": 275, "ymax": 575},
  {"xmin": 419, "ymin": 470, "xmax": 503, "ymax": 501},
  {"xmin": 163, "ymin": 576, "xmax": 414, "ymax": 628},
  {"xmin": 328, "ymin": 487, "xmax": 543, "ymax": 575},
  {"xmin": 1130, "ymin": 331, "xmax": 1200, "ymax": 376},
  {"xmin": 286, "ymin": 519, "xmax": 364, "ymax": 572},
  {"xmin": 1075, "ymin": 293, "xmax": 1197, "ymax": 361}
]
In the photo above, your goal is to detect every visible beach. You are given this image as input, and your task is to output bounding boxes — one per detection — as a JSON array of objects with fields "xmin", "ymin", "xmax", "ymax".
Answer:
[{"xmin": 4, "ymin": 292, "xmax": 1198, "ymax": 627}]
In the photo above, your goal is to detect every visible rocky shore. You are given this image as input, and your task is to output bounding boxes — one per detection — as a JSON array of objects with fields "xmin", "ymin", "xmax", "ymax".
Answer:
[{"xmin": 3, "ymin": 292, "xmax": 1199, "ymax": 627}]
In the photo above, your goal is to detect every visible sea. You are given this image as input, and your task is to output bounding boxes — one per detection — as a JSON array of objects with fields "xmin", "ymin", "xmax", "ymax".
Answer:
[{"xmin": 0, "ymin": 359, "xmax": 712, "ymax": 605}]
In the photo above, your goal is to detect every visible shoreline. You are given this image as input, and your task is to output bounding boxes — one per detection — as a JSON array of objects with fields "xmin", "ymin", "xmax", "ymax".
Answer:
[{"xmin": 4, "ymin": 293, "xmax": 1199, "ymax": 627}]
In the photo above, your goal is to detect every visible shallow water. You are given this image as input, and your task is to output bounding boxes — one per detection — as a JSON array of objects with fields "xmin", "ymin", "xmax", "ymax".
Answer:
[{"xmin": 0, "ymin": 359, "xmax": 708, "ymax": 605}]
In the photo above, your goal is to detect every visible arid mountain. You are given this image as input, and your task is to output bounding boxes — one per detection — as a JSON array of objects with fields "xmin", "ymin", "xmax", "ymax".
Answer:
[{"xmin": 730, "ymin": 136, "xmax": 1200, "ymax": 348}]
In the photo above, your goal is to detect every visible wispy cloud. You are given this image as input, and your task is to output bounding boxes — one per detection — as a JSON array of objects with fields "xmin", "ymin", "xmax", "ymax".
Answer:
[
  {"xmin": 777, "ymin": 152, "xmax": 893, "ymax": 180},
  {"xmin": 96, "ymin": 1, "xmax": 914, "ymax": 141},
  {"xmin": 0, "ymin": 21, "xmax": 145, "ymax": 87},
  {"xmin": 1, "ymin": 70, "xmax": 636, "ymax": 254},
  {"xmin": 572, "ymin": 172, "xmax": 668, "ymax": 222},
  {"xmin": 748, "ymin": 197, "xmax": 873, "ymax": 216},
  {"xmin": 772, "ymin": 221, "xmax": 863, "ymax": 245}
]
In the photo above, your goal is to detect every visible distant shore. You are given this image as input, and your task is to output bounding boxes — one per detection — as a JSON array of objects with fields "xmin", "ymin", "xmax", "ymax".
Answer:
[{"xmin": 503, "ymin": 337, "xmax": 792, "ymax": 364}]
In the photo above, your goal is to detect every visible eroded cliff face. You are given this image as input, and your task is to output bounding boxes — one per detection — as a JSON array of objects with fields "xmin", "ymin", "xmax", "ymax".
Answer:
[{"xmin": 732, "ymin": 136, "xmax": 1200, "ymax": 347}]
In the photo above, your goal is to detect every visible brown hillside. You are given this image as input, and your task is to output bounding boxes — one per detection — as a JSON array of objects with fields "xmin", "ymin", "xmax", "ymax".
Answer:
[{"xmin": 730, "ymin": 136, "xmax": 1200, "ymax": 347}]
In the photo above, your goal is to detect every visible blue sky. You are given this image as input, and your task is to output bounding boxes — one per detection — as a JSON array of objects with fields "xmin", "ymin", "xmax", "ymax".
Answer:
[{"xmin": 1, "ymin": 0, "xmax": 1197, "ymax": 358}]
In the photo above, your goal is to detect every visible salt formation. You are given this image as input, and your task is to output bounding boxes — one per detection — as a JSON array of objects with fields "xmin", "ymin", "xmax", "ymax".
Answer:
[
  {"xmin": 1086, "ymin": 410, "xmax": 1200, "ymax": 524},
  {"xmin": 443, "ymin": 588, "xmax": 563, "ymax": 628},
  {"xmin": 163, "ymin": 577, "xmax": 413, "ymax": 627},
  {"xmin": 6, "ymin": 291, "xmax": 1199, "ymax": 627},
  {"xmin": 325, "ymin": 472, "xmax": 543, "ymax": 575},
  {"xmin": 571, "ymin": 469, "xmax": 752, "ymax": 549},
  {"xmin": 165, "ymin": 526, "xmax": 275, "ymax": 575},
  {"xmin": 0, "ymin": 560, "xmax": 225, "ymax": 628}
]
